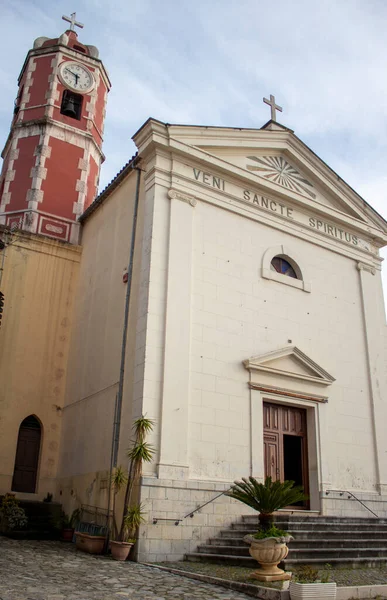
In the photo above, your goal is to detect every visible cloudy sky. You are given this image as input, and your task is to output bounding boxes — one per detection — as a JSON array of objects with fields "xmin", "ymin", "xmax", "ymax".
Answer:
[{"xmin": 2, "ymin": 0, "xmax": 387, "ymax": 301}]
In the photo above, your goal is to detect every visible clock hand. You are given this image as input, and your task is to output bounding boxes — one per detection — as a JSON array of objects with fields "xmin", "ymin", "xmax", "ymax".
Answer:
[{"xmin": 65, "ymin": 68, "xmax": 76, "ymax": 79}]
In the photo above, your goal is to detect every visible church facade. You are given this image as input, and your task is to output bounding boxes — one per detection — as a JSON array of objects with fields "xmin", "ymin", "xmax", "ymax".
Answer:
[
  {"xmin": 1, "ymin": 19, "xmax": 387, "ymax": 563},
  {"xmin": 59, "ymin": 118, "xmax": 387, "ymax": 561}
]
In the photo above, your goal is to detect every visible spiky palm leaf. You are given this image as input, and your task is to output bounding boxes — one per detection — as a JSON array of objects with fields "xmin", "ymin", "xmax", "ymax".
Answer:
[
  {"xmin": 118, "ymin": 416, "xmax": 155, "ymax": 541},
  {"xmin": 111, "ymin": 466, "xmax": 128, "ymax": 492},
  {"xmin": 226, "ymin": 476, "xmax": 307, "ymax": 529},
  {"xmin": 123, "ymin": 503, "xmax": 146, "ymax": 540}
]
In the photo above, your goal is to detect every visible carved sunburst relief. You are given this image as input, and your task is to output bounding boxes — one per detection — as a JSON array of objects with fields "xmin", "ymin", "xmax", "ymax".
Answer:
[{"xmin": 247, "ymin": 156, "xmax": 316, "ymax": 199}]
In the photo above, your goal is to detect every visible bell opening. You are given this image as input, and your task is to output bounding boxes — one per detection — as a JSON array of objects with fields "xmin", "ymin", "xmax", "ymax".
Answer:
[{"xmin": 60, "ymin": 90, "xmax": 82, "ymax": 120}]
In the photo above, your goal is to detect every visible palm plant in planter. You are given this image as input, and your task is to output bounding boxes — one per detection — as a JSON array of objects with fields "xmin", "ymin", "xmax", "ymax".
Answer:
[
  {"xmin": 226, "ymin": 476, "xmax": 307, "ymax": 582},
  {"xmin": 59, "ymin": 508, "xmax": 80, "ymax": 541},
  {"xmin": 110, "ymin": 416, "xmax": 154, "ymax": 561}
]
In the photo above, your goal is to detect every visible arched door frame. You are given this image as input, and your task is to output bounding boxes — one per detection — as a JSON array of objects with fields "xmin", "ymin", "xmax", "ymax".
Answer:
[{"xmin": 12, "ymin": 415, "xmax": 43, "ymax": 494}]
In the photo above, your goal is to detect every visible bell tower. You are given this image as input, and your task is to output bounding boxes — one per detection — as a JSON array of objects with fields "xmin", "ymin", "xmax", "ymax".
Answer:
[{"xmin": 0, "ymin": 14, "xmax": 111, "ymax": 243}]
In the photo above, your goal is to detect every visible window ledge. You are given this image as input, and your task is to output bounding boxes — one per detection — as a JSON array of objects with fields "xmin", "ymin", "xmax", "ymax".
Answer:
[{"xmin": 262, "ymin": 268, "xmax": 311, "ymax": 293}]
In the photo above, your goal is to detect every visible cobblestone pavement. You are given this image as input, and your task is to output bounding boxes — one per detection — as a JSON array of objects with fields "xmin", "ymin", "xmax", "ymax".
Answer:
[{"xmin": 0, "ymin": 538, "xmax": 252, "ymax": 600}]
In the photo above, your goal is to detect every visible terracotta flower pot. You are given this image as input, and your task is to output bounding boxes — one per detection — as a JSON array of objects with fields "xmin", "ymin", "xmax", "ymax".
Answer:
[
  {"xmin": 75, "ymin": 532, "xmax": 106, "ymax": 554},
  {"xmin": 110, "ymin": 540, "xmax": 134, "ymax": 561},
  {"xmin": 61, "ymin": 528, "xmax": 74, "ymax": 542},
  {"xmin": 244, "ymin": 534, "xmax": 293, "ymax": 582}
]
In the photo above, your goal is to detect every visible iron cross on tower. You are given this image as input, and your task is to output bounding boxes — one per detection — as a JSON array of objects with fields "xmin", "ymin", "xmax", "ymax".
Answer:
[
  {"xmin": 263, "ymin": 94, "xmax": 283, "ymax": 122},
  {"xmin": 62, "ymin": 12, "xmax": 84, "ymax": 32}
]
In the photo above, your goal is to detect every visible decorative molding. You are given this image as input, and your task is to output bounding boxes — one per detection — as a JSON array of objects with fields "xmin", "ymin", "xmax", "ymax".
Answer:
[
  {"xmin": 5, "ymin": 170, "xmax": 15, "ymax": 183},
  {"xmin": 244, "ymin": 346, "xmax": 335, "ymax": 386},
  {"xmin": 246, "ymin": 155, "xmax": 316, "ymax": 199},
  {"xmin": 168, "ymin": 188, "xmax": 197, "ymax": 207},
  {"xmin": 249, "ymin": 383, "xmax": 328, "ymax": 403},
  {"xmin": 30, "ymin": 166, "xmax": 47, "ymax": 180},
  {"xmin": 27, "ymin": 189, "xmax": 44, "ymax": 204},
  {"xmin": 357, "ymin": 261, "xmax": 376, "ymax": 275}
]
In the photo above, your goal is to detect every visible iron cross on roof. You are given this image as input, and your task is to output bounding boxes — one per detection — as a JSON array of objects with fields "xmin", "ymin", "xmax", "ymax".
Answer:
[
  {"xmin": 62, "ymin": 12, "xmax": 84, "ymax": 32},
  {"xmin": 263, "ymin": 94, "xmax": 283, "ymax": 122}
]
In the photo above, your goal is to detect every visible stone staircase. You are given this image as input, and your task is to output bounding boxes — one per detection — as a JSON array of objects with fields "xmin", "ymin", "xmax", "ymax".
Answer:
[{"xmin": 186, "ymin": 513, "xmax": 387, "ymax": 568}]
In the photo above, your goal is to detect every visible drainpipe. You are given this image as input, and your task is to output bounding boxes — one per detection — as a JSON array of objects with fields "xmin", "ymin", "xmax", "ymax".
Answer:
[{"xmin": 106, "ymin": 163, "xmax": 142, "ymax": 540}]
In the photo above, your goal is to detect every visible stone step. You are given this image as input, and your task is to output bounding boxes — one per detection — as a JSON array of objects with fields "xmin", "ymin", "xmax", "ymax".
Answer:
[
  {"xmin": 198, "ymin": 544, "xmax": 387, "ymax": 559},
  {"xmin": 221, "ymin": 528, "xmax": 387, "ymax": 539},
  {"xmin": 243, "ymin": 516, "xmax": 385, "ymax": 525},
  {"xmin": 232, "ymin": 522, "xmax": 387, "ymax": 532},
  {"xmin": 274, "ymin": 515, "xmax": 385, "ymax": 524},
  {"xmin": 186, "ymin": 552, "xmax": 387, "ymax": 568},
  {"xmin": 186, "ymin": 553, "xmax": 255, "ymax": 567},
  {"xmin": 210, "ymin": 538, "xmax": 387, "ymax": 549},
  {"xmin": 198, "ymin": 545, "xmax": 250, "ymax": 556},
  {"xmin": 187, "ymin": 514, "xmax": 387, "ymax": 569}
]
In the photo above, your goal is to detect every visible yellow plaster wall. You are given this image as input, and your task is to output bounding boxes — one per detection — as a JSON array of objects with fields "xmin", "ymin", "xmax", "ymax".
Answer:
[
  {"xmin": 57, "ymin": 169, "xmax": 146, "ymax": 512},
  {"xmin": 0, "ymin": 232, "xmax": 81, "ymax": 499}
]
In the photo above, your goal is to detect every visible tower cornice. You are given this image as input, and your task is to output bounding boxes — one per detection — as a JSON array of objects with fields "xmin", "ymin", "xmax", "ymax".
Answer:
[
  {"xmin": 18, "ymin": 45, "xmax": 111, "ymax": 90},
  {"xmin": 1, "ymin": 116, "xmax": 106, "ymax": 163}
]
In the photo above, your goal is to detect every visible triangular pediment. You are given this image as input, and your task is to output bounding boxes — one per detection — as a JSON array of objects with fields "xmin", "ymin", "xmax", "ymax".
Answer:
[
  {"xmin": 133, "ymin": 120, "xmax": 387, "ymax": 242},
  {"xmin": 199, "ymin": 147, "xmax": 366, "ymax": 221},
  {"xmin": 243, "ymin": 346, "xmax": 335, "ymax": 386}
]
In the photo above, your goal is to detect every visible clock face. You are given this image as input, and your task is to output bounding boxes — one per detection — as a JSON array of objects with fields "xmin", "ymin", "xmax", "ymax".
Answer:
[{"xmin": 59, "ymin": 62, "xmax": 95, "ymax": 94}]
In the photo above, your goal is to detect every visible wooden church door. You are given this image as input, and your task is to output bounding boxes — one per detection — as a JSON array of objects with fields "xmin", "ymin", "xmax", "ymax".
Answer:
[
  {"xmin": 12, "ymin": 415, "xmax": 41, "ymax": 493},
  {"xmin": 263, "ymin": 402, "xmax": 309, "ymax": 506}
]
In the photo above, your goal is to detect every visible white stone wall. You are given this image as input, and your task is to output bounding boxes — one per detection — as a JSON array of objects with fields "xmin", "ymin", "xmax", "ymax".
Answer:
[
  {"xmin": 137, "ymin": 477, "xmax": 255, "ymax": 563},
  {"xmin": 186, "ymin": 198, "xmax": 378, "ymax": 489},
  {"xmin": 136, "ymin": 182, "xmax": 387, "ymax": 560}
]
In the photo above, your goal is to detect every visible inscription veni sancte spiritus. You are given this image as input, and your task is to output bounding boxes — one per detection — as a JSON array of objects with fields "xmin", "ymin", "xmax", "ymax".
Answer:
[{"xmin": 191, "ymin": 167, "xmax": 360, "ymax": 247}]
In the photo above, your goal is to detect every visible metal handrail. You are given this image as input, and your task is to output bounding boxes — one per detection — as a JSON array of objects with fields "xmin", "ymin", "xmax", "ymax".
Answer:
[
  {"xmin": 152, "ymin": 486, "xmax": 381, "ymax": 526},
  {"xmin": 183, "ymin": 490, "xmax": 230, "ymax": 520},
  {"xmin": 152, "ymin": 489, "xmax": 231, "ymax": 525},
  {"xmin": 325, "ymin": 489, "xmax": 379, "ymax": 518}
]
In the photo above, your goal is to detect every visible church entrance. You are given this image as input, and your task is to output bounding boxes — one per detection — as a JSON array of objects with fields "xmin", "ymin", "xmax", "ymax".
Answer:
[
  {"xmin": 263, "ymin": 402, "xmax": 309, "ymax": 507},
  {"xmin": 12, "ymin": 415, "xmax": 42, "ymax": 493}
]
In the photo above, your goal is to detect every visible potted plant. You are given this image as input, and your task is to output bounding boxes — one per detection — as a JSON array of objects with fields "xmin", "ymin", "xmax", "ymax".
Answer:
[
  {"xmin": 109, "ymin": 416, "xmax": 154, "ymax": 561},
  {"xmin": 0, "ymin": 494, "xmax": 28, "ymax": 534},
  {"xmin": 289, "ymin": 565, "xmax": 336, "ymax": 600},
  {"xmin": 226, "ymin": 476, "xmax": 307, "ymax": 582},
  {"xmin": 59, "ymin": 508, "xmax": 80, "ymax": 542},
  {"xmin": 110, "ymin": 504, "xmax": 145, "ymax": 560},
  {"xmin": 75, "ymin": 530, "xmax": 107, "ymax": 554}
]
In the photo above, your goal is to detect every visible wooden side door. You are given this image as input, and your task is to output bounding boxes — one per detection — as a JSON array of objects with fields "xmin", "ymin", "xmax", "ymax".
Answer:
[{"xmin": 12, "ymin": 418, "xmax": 41, "ymax": 493}]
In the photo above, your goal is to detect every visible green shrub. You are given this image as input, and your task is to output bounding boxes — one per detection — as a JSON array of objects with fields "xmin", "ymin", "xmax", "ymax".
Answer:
[
  {"xmin": 253, "ymin": 525, "xmax": 288, "ymax": 539},
  {"xmin": 0, "ymin": 494, "xmax": 28, "ymax": 530}
]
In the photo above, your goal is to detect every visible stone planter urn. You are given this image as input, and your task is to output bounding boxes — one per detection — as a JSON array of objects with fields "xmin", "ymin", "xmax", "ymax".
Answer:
[
  {"xmin": 289, "ymin": 581, "xmax": 337, "ymax": 600},
  {"xmin": 75, "ymin": 532, "xmax": 106, "ymax": 554},
  {"xmin": 110, "ymin": 540, "xmax": 134, "ymax": 561},
  {"xmin": 244, "ymin": 534, "xmax": 293, "ymax": 582}
]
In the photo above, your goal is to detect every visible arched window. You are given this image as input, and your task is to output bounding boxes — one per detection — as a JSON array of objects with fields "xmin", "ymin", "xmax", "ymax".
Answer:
[
  {"xmin": 271, "ymin": 256, "xmax": 298, "ymax": 279},
  {"xmin": 12, "ymin": 415, "xmax": 42, "ymax": 493},
  {"xmin": 261, "ymin": 245, "xmax": 311, "ymax": 293}
]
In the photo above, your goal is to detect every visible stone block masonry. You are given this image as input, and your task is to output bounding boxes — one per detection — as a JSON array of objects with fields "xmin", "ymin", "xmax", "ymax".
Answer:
[{"xmin": 138, "ymin": 477, "xmax": 256, "ymax": 562}]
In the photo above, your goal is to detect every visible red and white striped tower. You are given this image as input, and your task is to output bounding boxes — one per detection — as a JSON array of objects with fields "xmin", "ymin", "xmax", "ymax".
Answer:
[{"xmin": 0, "ymin": 13, "xmax": 111, "ymax": 243}]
